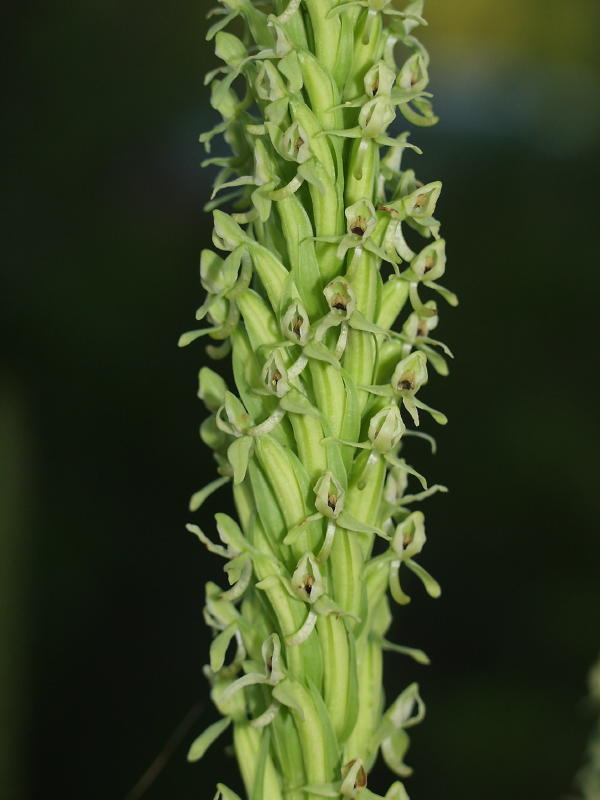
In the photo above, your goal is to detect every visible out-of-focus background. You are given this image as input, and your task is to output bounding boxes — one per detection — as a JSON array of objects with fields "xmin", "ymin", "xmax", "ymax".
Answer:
[{"xmin": 2, "ymin": 1, "xmax": 599, "ymax": 798}]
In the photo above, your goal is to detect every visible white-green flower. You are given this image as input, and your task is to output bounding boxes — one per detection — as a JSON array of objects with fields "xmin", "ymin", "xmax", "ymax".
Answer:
[{"xmin": 180, "ymin": 1, "xmax": 455, "ymax": 797}]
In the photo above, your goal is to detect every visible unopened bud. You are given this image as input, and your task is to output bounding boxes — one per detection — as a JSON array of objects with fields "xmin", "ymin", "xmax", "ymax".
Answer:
[
  {"xmin": 212, "ymin": 210, "xmax": 248, "ymax": 252},
  {"xmin": 198, "ymin": 367, "xmax": 228, "ymax": 412},
  {"xmin": 214, "ymin": 31, "xmax": 247, "ymax": 67},
  {"xmin": 200, "ymin": 249, "xmax": 226, "ymax": 294}
]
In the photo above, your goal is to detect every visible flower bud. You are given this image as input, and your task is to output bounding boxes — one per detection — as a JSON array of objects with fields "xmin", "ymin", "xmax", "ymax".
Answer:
[
  {"xmin": 214, "ymin": 31, "xmax": 247, "ymax": 68},
  {"xmin": 391, "ymin": 351, "xmax": 428, "ymax": 395},
  {"xmin": 210, "ymin": 78, "xmax": 239, "ymax": 119},
  {"xmin": 219, "ymin": 391, "xmax": 251, "ymax": 435},
  {"xmin": 368, "ymin": 404, "xmax": 406, "ymax": 453},
  {"xmin": 212, "ymin": 210, "xmax": 249, "ymax": 252},
  {"xmin": 200, "ymin": 249, "xmax": 226, "ymax": 294},
  {"xmin": 292, "ymin": 553, "xmax": 325, "ymax": 604},
  {"xmin": 261, "ymin": 350, "xmax": 290, "ymax": 398},
  {"xmin": 200, "ymin": 416, "xmax": 228, "ymax": 453},
  {"xmin": 281, "ymin": 301, "xmax": 310, "ymax": 345},
  {"xmin": 198, "ymin": 367, "xmax": 228, "ymax": 412},
  {"xmin": 324, "ymin": 278, "xmax": 357, "ymax": 318},
  {"xmin": 314, "ymin": 472, "xmax": 345, "ymax": 519}
]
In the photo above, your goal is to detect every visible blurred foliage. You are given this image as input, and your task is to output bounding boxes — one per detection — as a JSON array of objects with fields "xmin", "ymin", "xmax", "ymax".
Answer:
[
  {"xmin": 428, "ymin": 0, "xmax": 600, "ymax": 68},
  {"xmin": 2, "ymin": 1, "xmax": 599, "ymax": 799}
]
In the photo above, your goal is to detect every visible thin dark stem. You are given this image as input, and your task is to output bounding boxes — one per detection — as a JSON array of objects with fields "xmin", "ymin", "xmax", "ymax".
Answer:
[{"xmin": 125, "ymin": 702, "xmax": 204, "ymax": 800}]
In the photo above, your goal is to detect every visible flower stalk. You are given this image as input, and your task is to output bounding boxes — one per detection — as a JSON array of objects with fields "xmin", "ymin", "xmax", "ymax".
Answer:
[{"xmin": 181, "ymin": 1, "xmax": 455, "ymax": 797}]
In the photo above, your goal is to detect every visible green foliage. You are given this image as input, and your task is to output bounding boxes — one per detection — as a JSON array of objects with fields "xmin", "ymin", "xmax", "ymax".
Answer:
[{"xmin": 181, "ymin": 1, "xmax": 455, "ymax": 797}]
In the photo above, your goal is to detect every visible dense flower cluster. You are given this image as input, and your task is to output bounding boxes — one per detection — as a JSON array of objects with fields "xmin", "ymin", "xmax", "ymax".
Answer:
[{"xmin": 180, "ymin": 1, "xmax": 456, "ymax": 797}]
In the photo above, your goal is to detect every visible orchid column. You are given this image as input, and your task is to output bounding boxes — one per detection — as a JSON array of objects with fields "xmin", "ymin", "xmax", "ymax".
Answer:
[{"xmin": 180, "ymin": 1, "xmax": 456, "ymax": 798}]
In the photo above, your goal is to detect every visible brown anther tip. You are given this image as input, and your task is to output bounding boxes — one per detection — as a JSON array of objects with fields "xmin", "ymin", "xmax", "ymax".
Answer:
[
  {"xmin": 423, "ymin": 256, "xmax": 435, "ymax": 273},
  {"xmin": 271, "ymin": 369, "xmax": 282, "ymax": 386},
  {"xmin": 327, "ymin": 494, "xmax": 337, "ymax": 510},
  {"xmin": 350, "ymin": 216, "xmax": 367, "ymax": 237},
  {"xmin": 292, "ymin": 316, "xmax": 303, "ymax": 335},
  {"xmin": 302, "ymin": 574, "xmax": 315, "ymax": 597},
  {"xmin": 331, "ymin": 292, "xmax": 348, "ymax": 310},
  {"xmin": 398, "ymin": 379, "xmax": 414, "ymax": 391}
]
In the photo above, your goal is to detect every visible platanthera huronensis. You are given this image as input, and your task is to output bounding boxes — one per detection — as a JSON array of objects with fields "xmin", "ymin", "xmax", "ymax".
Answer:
[{"xmin": 180, "ymin": 2, "xmax": 456, "ymax": 797}]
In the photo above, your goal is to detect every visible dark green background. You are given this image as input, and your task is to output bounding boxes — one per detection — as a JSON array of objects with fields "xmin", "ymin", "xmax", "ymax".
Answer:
[{"xmin": 2, "ymin": 2, "xmax": 599, "ymax": 798}]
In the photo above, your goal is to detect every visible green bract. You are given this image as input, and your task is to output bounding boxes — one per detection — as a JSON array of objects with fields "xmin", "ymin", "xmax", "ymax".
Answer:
[{"xmin": 181, "ymin": 1, "xmax": 455, "ymax": 798}]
